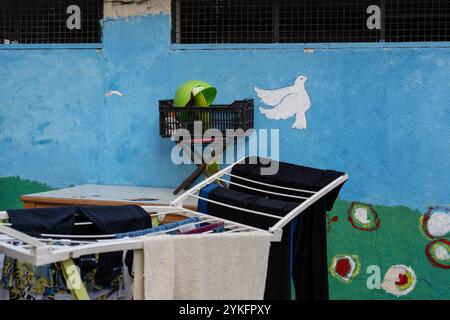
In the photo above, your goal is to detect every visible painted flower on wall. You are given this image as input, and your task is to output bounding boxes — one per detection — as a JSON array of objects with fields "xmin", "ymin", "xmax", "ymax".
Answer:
[
  {"xmin": 420, "ymin": 206, "xmax": 450, "ymax": 239},
  {"xmin": 425, "ymin": 239, "xmax": 450, "ymax": 269},
  {"xmin": 348, "ymin": 202, "xmax": 380, "ymax": 231},
  {"xmin": 381, "ymin": 265, "xmax": 417, "ymax": 297},
  {"xmin": 330, "ymin": 254, "xmax": 361, "ymax": 284}
]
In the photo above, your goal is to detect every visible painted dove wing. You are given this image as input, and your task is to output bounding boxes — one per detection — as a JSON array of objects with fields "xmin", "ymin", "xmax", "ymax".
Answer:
[
  {"xmin": 297, "ymin": 86, "xmax": 311, "ymax": 111},
  {"xmin": 259, "ymin": 94, "xmax": 298, "ymax": 120},
  {"xmin": 255, "ymin": 85, "xmax": 296, "ymax": 106}
]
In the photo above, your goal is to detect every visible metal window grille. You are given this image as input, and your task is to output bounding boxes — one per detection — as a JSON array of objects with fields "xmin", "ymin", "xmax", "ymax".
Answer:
[
  {"xmin": 385, "ymin": 0, "xmax": 450, "ymax": 42},
  {"xmin": 172, "ymin": 0, "xmax": 450, "ymax": 44},
  {"xmin": 172, "ymin": 0, "xmax": 275, "ymax": 44},
  {"xmin": 279, "ymin": 0, "xmax": 381, "ymax": 43},
  {"xmin": 0, "ymin": 0, "xmax": 103, "ymax": 44}
]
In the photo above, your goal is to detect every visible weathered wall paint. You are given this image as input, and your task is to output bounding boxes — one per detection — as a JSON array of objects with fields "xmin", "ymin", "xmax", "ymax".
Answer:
[
  {"xmin": 1, "ymin": 14, "xmax": 448, "ymax": 209},
  {"xmin": 0, "ymin": 49, "xmax": 105, "ymax": 187},
  {"xmin": 104, "ymin": 0, "xmax": 170, "ymax": 18},
  {"xmin": 0, "ymin": 11, "xmax": 449, "ymax": 299}
]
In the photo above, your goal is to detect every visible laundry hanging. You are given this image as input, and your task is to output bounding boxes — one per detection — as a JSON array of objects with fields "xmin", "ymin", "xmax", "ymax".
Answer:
[
  {"xmin": 4, "ymin": 205, "xmax": 152, "ymax": 294},
  {"xmin": 229, "ymin": 156, "xmax": 345, "ymax": 210},
  {"xmin": 204, "ymin": 186, "xmax": 296, "ymax": 300},
  {"xmin": 133, "ymin": 232, "xmax": 271, "ymax": 300},
  {"xmin": 77, "ymin": 206, "xmax": 153, "ymax": 285},
  {"xmin": 7, "ymin": 207, "xmax": 77, "ymax": 237},
  {"xmin": 197, "ymin": 156, "xmax": 346, "ymax": 300},
  {"xmin": 0, "ymin": 157, "xmax": 348, "ymax": 301},
  {"xmin": 115, "ymin": 217, "xmax": 200, "ymax": 239},
  {"xmin": 227, "ymin": 157, "xmax": 345, "ymax": 300}
]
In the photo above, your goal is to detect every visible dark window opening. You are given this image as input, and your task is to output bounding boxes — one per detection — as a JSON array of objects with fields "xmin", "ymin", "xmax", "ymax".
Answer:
[
  {"xmin": 172, "ymin": 0, "xmax": 450, "ymax": 44},
  {"xmin": 173, "ymin": 0, "xmax": 276, "ymax": 44},
  {"xmin": 385, "ymin": 0, "xmax": 450, "ymax": 42},
  {"xmin": 0, "ymin": 0, "xmax": 103, "ymax": 44},
  {"xmin": 279, "ymin": 0, "xmax": 382, "ymax": 43}
]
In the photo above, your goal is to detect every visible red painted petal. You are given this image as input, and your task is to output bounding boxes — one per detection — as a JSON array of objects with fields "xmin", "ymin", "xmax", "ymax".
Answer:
[
  {"xmin": 335, "ymin": 258, "xmax": 351, "ymax": 278},
  {"xmin": 395, "ymin": 273, "xmax": 408, "ymax": 286}
]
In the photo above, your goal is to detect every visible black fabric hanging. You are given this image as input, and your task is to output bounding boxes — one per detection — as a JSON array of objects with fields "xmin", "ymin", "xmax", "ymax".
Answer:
[
  {"xmin": 77, "ymin": 205, "xmax": 152, "ymax": 234},
  {"xmin": 7, "ymin": 206, "xmax": 77, "ymax": 237},
  {"xmin": 230, "ymin": 156, "xmax": 344, "ymax": 210},
  {"xmin": 77, "ymin": 205, "xmax": 152, "ymax": 286},
  {"xmin": 7, "ymin": 205, "xmax": 152, "ymax": 286},
  {"xmin": 291, "ymin": 200, "xmax": 329, "ymax": 300},
  {"xmin": 227, "ymin": 157, "xmax": 346, "ymax": 300}
]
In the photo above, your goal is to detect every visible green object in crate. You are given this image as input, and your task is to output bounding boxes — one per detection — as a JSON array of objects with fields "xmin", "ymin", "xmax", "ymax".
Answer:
[
  {"xmin": 173, "ymin": 80, "xmax": 217, "ymax": 107},
  {"xmin": 173, "ymin": 80, "xmax": 217, "ymax": 130}
]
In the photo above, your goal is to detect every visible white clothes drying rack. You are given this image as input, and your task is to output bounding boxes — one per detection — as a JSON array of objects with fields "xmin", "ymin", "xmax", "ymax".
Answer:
[{"xmin": 0, "ymin": 157, "xmax": 348, "ymax": 267}]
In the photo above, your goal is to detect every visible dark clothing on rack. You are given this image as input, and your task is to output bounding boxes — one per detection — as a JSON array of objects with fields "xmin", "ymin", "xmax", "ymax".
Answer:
[
  {"xmin": 228, "ymin": 157, "xmax": 345, "ymax": 300},
  {"xmin": 77, "ymin": 205, "xmax": 152, "ymax": 286},
  {"xmin": 198, "ymin": 157, "xmax": 345, "ymax": 300},
  {"xmin": 115, "ymin": 217, "xmax": 200, "ymax": 239},
  {"xmin": 6, "ymin": 205, "xmax": 153, "ymax": 290},
  {"xmin": 77, "ymin": 205, "xmax": 152, "ymax": 234},
  {"xmin": 206, "ymin": 187, "xmax": 297, "ymax": 300},
  {"xmin": 198, "ymin": 183, "xmax": 221, "ymax": 214},
  {"xmin": 7, "ymin": 206, "xmax": 76, "ymax": 237},
  {"xmin": 230, "ymin": 156, "xmax": 344, "ymax": 210},
  {"xmin": 7, "ymin": 205, "xmax": 152, "ymax": 237},
  {"xmin": 291, "ymin": 200, "xmax": 329, "ymax": 300}
]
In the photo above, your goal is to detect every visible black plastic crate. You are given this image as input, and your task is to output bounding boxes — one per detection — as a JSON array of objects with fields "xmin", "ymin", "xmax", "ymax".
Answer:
[{"xmin": 159, "ymin": 99, "xmax": 254, "ymax": 138}]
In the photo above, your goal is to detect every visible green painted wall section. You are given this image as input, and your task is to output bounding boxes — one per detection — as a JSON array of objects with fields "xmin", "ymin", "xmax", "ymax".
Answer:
[
  {"xmin": 0, "ymin": 176, "xmax": 52, "ymax": 211},
  {"xmin": 327, "ymin": 200, "xmax": 449, "ymax": 300}
]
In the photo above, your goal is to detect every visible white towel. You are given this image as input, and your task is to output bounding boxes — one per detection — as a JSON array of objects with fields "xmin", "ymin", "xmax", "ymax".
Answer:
[{"xmin": 133, "ymin": 232, "xmax": 271, "ymax": 300}]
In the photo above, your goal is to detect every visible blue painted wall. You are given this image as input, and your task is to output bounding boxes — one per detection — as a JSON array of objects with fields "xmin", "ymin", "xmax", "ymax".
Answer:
[{"xmin": 1, "ymin": 13, "xmax": 449, "ymax": 211}]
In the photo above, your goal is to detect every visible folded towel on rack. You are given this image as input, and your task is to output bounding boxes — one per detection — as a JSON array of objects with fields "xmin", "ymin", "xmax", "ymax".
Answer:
[{"xmin": 133, "ymin": 232, "xmax": 271, "ymax": 300}]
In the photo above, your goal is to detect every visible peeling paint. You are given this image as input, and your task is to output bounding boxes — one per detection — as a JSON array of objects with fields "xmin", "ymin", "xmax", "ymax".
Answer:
[
  {"xmin": 104, "ymin": 0, "xmax": 170, "ymax": 18},
  {"xmin": 105, "ymin": 90, "xmax": 125, "ymax": 97}
]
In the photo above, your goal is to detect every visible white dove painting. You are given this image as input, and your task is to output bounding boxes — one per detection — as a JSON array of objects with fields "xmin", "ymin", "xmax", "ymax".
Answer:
[{"xmin": 256, "ymin": 75, "xmax": 311, "ymax": 129}]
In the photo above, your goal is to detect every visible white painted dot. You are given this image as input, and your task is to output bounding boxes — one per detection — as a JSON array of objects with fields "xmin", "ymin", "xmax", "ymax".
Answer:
[
  {"xmin": 434, "ymin": 244, "xmax": 450, "ymax": 261},
  {"xmin": 427, "ymin": 211, "xmax": 450, "ymax": 237},
  {"xmin": 355, "ymin": 207, "xmax": 370, "ymax": 224}
]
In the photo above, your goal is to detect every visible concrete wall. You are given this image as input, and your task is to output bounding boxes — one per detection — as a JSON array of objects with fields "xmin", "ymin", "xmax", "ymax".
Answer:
[{"xmin": 0, "ymin": 3, "xmax": 449, "ymax": 299}]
